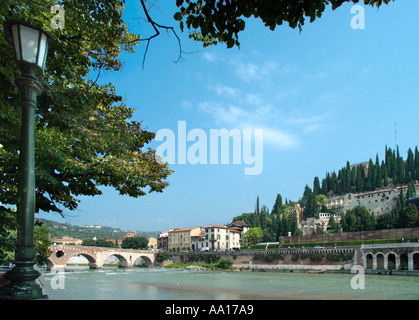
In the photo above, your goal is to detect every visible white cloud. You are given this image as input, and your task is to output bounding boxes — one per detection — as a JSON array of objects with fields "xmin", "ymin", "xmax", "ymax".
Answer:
[
  {"xmin": 244, "ymin": 93, "xmax": 263, "ymax": 105},
  {"xmin": 190, "ymin": 57, "xmax": 337, "ymax": 150},
  {"xmin": 263, "ymin": 127, "xmax": 299, "ymax": 149},
  {"xmin": 181, "ymin": 100, "xmax": 193, "ymax": 110},
  {"xmin": 203, "ymin": 52, "xmax": 217, "ymax": 62},
  {"xmin": 197, "ymin": 100, "xmax": 298, "ymax": 149},
  {"xmin": 231, "ymin": 60, "xmax": 279, "ymax": 82},
  {"xmin": 208, "ymin": 84, "xmax": 239, "ymax": 98}
]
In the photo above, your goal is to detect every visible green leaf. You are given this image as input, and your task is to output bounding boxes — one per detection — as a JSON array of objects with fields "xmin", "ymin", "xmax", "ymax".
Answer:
[{"xmin": 174, "ymin": 12, "xmax": 182, "ymax": 21}]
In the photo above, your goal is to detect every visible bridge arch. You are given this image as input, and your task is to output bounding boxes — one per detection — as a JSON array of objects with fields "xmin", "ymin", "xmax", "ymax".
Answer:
[
  {"xmin": 413, "ymin": 252, "xmax": 419, "ymax": 270},
  {"xmin": 399, "ymin": 253, "xmax": 408, "ymax": 270},
  {"xmin": 365, "ymin": 253, "xmax": 373, "ymax": 269},
  {"xmin": 103, "ymin": 254, "xmax": 129, "ymax": 268},
  {"xmin": 133, "ymin": 255, "xmax": 153, "ymax": 267},
  {"xmin": 77, "ymin": 253, "xmax": 98, "ymax": 269},
  {"xmin": 376, "ymin": 253, "xmax": 385, "ymax": 269},
  {"xmin": 387, "ymin": 252, "xmax": 396, "ymax": 270}
]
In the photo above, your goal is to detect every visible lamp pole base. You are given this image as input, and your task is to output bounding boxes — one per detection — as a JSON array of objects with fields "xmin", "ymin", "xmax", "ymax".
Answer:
[
  {"xmin": 0, "ymin": 281, "xmax": 48, "ymax": 300},
  {"xmin": 0, "ymin": 262, "xmax": 48, "ymax": 300}
]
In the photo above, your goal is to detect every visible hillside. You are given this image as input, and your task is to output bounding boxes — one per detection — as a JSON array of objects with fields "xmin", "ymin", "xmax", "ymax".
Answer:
[{"xmin": 37, "ymin": 219, "xmax": 160, "ymax": 240}]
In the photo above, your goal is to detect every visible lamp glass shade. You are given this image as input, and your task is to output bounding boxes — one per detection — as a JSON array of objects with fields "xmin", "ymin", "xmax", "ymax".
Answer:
[
  {"xmin": 11, "ymin": 25, "xmax": 21, "ymax": 60},
  {"xmin": 10, "ymin": 23, "xmax": 49, "ymax": 70}
]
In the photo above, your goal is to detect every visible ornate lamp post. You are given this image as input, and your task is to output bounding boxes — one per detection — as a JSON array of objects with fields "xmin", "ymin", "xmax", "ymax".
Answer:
[{"xmin": 1, "ymin": 21, "xmax": 54, "ymax": 300}]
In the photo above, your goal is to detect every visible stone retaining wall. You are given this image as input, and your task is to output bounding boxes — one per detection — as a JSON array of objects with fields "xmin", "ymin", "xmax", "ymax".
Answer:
[
  {"xmin": 169, "ymin": 248, "xmax": 356, "ymax": 272},
  {"xmin": 278, "ymin": 227, "xmax": 419, "ymax": 245}
]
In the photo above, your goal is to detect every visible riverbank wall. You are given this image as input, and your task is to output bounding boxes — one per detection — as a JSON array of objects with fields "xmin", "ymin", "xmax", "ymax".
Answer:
[
  {"xmin": 168, "ymin": 243, "xmax": 419, "ymax": 275},
  {"xmin": 169, "ymin": 247, "xmax": 357, "ymax": 273}
]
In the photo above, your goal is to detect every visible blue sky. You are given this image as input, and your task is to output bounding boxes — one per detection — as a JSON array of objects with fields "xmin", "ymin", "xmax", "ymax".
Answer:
[{"xmin": 41, "ymin": 1, "xmax": 419, "ymax": 232}]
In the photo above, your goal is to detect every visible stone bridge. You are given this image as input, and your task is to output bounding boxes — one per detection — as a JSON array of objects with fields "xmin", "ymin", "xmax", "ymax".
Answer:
[
  {"xmin": 47, "ymin": 245, "xmax": 156, "ymax": 270},
  {"xmin": 360, "ymin": 243, "xmax": 419, "ymax": 271}
]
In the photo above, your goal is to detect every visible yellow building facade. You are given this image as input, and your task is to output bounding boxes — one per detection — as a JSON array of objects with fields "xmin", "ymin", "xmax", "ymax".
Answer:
[{"xmin": 168, "ymin": 227, "xmax": 202, "ymax": 252}]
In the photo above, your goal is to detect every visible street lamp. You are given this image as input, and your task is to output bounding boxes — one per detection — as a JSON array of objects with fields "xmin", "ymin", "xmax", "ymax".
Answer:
[{"xmin": 1, "ymin": 21, "xmax": 54, "ymax": 300}]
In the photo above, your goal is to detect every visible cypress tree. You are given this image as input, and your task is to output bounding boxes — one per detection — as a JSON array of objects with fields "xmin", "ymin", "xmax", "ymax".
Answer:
[
  {"xmin": 272, "ymin": 194, "xmax": 282, "ymax": 216},
  {"xmin": 255, "ymin": 196, "xmax": 260, "ymax": 216},
  {"xmin": 280, "ymin": 213, "xmax": 288, "ymax": 236},
  {"xmin": 260, "ymin": 205, "xmax": 268, "ymax": 230},
  {"xmin": 406, "ymin": 148, "xmax": 414, "ymax": 182},
  {"xmin": 331, "ymin": 171, "xmax": 338, "ymax": 194},
  {"xmin": 321, "ymin": 175, "xmax": 328, "ymax": 195},
  {"xmin": 405, "ymin": 203, "xmax": 419, "ymax": 228},
  {"xmin": 356, "ymin": 164, "xmax": 365, "ymax": 192},
  {"xmin": 397, "ymin": 157, "xmax": 405, "ymax": 185},
  {"xmin": 383, "ymin": 165, "xmax": 389, "ymax": 186},
  {"xmin": 303, "ymin": 185, "xmax": 315, "ymax": 218},
  {"xmin": 392, "ymin": 149, "xmax": 398, "ymax": 182},
  {"xmin": 345, "ymin": 161, "xmax": 351, "ymax": 193},
  {"xmin": 399, "ymin": 187, "xmax": 405, "ymax": 212},
  {"xmin": 415, "ymin": 146, "xmax": 419, "ymax": 180},
  {"xmin": 350, "ymin": 166, "xmax": 356, "ymax": 192},
  {"xmin": 376, "ymin": 161, "xmax": 382, "ymax": 188},
  {"xmin": 288, "ymin": 213, "xmax": 298, "ymax": 236},
  {"xmin": 407, "ymin": 181, "xmax": 416, "ymax": 199},
  {"xmin": 276, "ymin": 214, "xmax": 282, "ymax": 238},
  {"xmin": 313, "ymin": 177, "xmax": 321, "ymax": 195},
  {"xmin": 365, "ymin": 159, "xmax": 374, "ymax": 190}
]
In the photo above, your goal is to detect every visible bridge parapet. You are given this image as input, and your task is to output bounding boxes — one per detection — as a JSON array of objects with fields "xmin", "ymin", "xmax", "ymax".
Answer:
[
  {"xmin": 361, "ymin": 242, "xmax": 419, "ymax": 249},
  {"xmin": 168, "ymin": 246, "xmax": 358, "ymax": 256}
]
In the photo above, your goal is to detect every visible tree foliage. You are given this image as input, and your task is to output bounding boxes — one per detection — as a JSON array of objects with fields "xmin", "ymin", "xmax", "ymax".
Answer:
[
  {"xmin": 341, "ymin": 206, "xmax": 375, "ymax": 232},
  {"xmin": 0, "ymin": 207, "xmax": 52, "ymax": 264},
  {"xmin": 121, "ymin": 236, "xmax": 149, "ymax": 250},
  {"xmin": 318, "ymin": 146, "xmax": 419, "ymax": 198},
  {"xmin": 0, "ymin": 0, "xmax": 172, "ymax": 216},
  {"xmin": 174, "ymin": 0, "xmax": 394, "ymax": 48},
  {"xmin": 0, "ymin": 206, "xmax": 16, "ymax": 264},
  {"xmin": 241, "ymin": 227, "xmax": 263, "ymax": 246},
  {"xmin": 234, "ymin": 195, "xmax": 301, "ymax": 243},
  {"xmin": 34, "ymin": 222, "xmax": 52, "ymax": 266}
]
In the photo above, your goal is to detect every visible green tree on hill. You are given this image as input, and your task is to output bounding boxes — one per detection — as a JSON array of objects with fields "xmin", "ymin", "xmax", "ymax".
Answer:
[
  {"xmin": 341, "ymin": 206, "xmax": 376, "ymax": 232},
  {"xmin": 404, "ymin": 204, "xmax": 419, "ymax": 228},
  {"xmin": 34, "ymin": 223, "xmax": 52, "ymax": 266},
  {"xmin": 121, "ymin": 236, "xmax": 148, "ymax": 250},
  {"xmin": 241, "ymin": 227, "xmax": 263, "ymax": 246}
]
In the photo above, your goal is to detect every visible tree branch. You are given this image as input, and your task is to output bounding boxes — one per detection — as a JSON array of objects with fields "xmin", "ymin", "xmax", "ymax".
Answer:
[{"xmin": 135, "ymin": 0, "xmax": 184, "ymax": 69}]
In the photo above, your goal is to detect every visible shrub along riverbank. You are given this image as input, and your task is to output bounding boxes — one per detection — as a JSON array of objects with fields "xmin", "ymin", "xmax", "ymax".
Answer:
[{"xmin": 163, "ymin": 258, "xmax": 233, "ymax": 271}]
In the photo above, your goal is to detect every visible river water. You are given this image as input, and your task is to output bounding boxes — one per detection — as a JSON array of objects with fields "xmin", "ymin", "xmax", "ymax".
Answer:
[{"xmin": 38, "ymin": 267, "xmax": 419, "ymax": 300}]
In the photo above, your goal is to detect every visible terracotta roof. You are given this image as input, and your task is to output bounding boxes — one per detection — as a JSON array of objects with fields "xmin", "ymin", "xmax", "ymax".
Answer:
[
  {"xmin": 168, "ymin": 226, "xmax": 201, "ymax": 233},
  {"xmin": 229, "ymin": 220, "xmax": 248, "ymax": 226},
  {"xmin": 204, "ymin": 225, "xmax": 227, "ymax": 229}
]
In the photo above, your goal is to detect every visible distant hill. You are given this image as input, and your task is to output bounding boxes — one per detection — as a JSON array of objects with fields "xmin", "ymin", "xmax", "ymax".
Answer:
[{"xmin": 37, "ymin": 218, "xmax": 160, "ymax": 240}]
